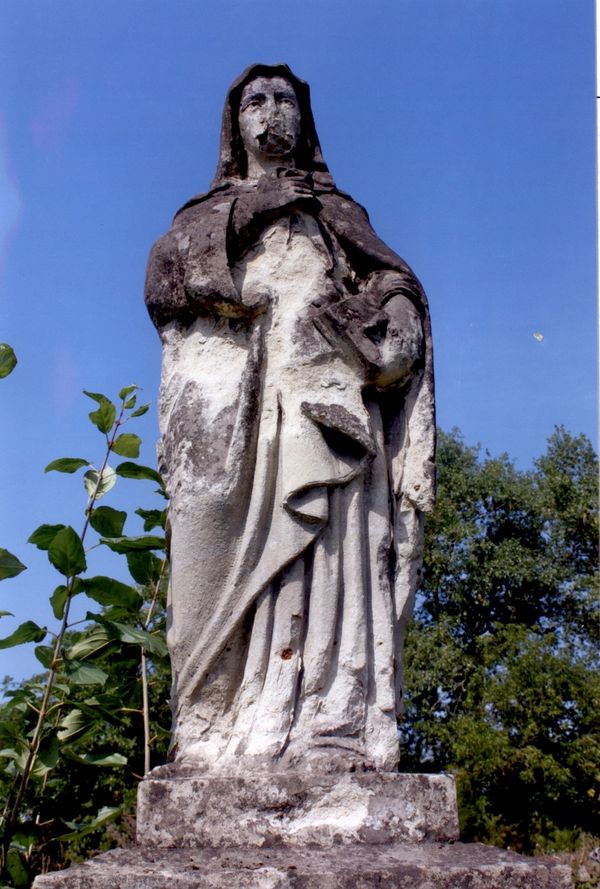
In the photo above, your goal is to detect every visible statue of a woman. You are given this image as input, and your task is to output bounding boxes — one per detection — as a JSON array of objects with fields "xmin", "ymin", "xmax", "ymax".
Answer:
[{"xmin": 145, "ymin": 64, "xmax": 435, "ymax": 773}]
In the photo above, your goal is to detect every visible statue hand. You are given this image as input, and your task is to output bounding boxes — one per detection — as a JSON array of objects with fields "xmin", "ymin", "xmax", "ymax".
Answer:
[
  {"xmin": 367, "ymin": 293, "xmax": 423, "ymax": 387},
  {"xmin": 230, "ymin": 172, "xmax": 322, "ymax": 258},
  {"xmin": 253, "ymin": 171, "xmax": 322, "ymax": 217}
]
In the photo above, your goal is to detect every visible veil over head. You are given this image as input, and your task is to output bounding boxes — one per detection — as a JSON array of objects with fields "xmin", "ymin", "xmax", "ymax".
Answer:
[{"xmin": 211, "ymin": 63, "xmax": 334, "ymax": 187}]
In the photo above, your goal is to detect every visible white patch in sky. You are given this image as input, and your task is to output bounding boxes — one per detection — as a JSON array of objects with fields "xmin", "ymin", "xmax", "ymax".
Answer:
[
  {"xmin": 52, "ymin": 349, "xmax": 81, "ymax": 417},
  {"xmin": 533, "ymin": 332, "xmax": 544, "ymax": 342},
  {"xmin": 0, "ymin": 116, "xmax": 23, "ymax": 273},
  {"xmin": 30, "ymin": 79, "xmax": 79, "ymax": 152}
]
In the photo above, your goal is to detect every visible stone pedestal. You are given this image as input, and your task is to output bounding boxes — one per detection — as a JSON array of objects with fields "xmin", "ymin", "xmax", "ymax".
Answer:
[
  {"xmin": 33, "ymin": 842, "xmax": 572, "ymax": 888},
  {"xmin": 33, "ymin": 770, "xmax": 573, "ymax": 888},
  {"xmin": 136, "ymin": 767, "xmax": 460, "ymax": 847}
]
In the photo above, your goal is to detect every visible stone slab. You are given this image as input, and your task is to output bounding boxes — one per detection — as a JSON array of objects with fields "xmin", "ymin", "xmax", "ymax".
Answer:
[
  {"xmin": 136, "ymin": 768, "xmax": 459, "ymax": 847},
  {"xmin": 33, "ymin": 842, "xmax": 573, "ymax": 888}
]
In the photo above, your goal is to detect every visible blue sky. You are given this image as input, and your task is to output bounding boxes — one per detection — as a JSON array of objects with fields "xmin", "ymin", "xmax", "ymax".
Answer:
[{"xmin": 0, "ymin": 0, "xmax": 597, "ymax": 683}]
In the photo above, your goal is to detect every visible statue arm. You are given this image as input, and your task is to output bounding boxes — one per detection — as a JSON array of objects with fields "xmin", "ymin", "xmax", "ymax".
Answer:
[
  {"xmin": 145, "ymin": 198, "xmax": 268, "ymax": 329},
  {"xmin": 144, "ymin": 231, "xmax": 189, "ymax": 329},
  {"xmin": 362, "ymin": 272, "xmax": 425, "ymax": 388}
]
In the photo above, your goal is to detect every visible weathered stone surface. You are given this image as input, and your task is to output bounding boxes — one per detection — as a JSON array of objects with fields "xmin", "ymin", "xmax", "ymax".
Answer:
[
  {"xmin": 144, "ymin": 64, "xmax": 436, "ymax": 773},
  {"xmin": 137, "ymin": 769, "xmax": 459, "ymax": 847},
  {"xmin": 33, "ymin": 843, "xmax": 573, "ymax": 888}
]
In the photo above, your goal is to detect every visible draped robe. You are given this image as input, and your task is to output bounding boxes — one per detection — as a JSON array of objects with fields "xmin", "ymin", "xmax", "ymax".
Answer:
[{"xmin": 145, "ymin": 66, "xmax": 435, "ymax": 772}]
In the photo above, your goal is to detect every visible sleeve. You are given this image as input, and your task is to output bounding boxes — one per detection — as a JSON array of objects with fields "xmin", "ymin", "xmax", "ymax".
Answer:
[
  {"xmin": 145, "ymin": 197, "xmax": 267, "ymax": 331},
  {"xmin": 144, "ymin": 230, "xmax": 188, "ymax": 330}
]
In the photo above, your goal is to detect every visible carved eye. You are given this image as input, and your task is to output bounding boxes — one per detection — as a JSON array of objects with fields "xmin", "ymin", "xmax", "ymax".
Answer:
[{"xmin": 243, "ymin": 96, "xmax": 265, "ymax": 111}]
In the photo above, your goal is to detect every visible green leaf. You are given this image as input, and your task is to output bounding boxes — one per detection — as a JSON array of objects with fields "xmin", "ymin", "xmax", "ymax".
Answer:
[
  {"xmin": 28, "ymin": 523, "xmax": 66, "ymax": 550},
  {"xmin": 71, "ymin": 751, "xmax": 127, "ymax": 767},
  {"xmin": 0, "ymin": 610, "xmax": 14, "ymax": 617},
  {"xmin": 49, "ymin": 580, "xmax": 84, "ymax": 620},
  {"xmin": 83, "ymin": 390, "xmax": 108, "ymax": 404},
  {"xmin": 33, "ymin": 733, "xmax": 59, "ymax": 776},
  {"xmin": 119, "ymin": 384, "xmax": 138, "ymax": 400},
  {"xmin": 88, "ymin": 505, "xmax": 127, "ymax": 537},
  {"xmin": 34, "ymin": 644, "xmax": 54, "ymax": 668},
  {"xmin": 81, "ymin": 576, "xmax": 142, "ymax": 611},
  {"xmin": 0, "ymin": 621, "xmax": 46, "ymax": 649},
  {"xmin": 84, "ymin": 464, "xmax": 117, "ymax": 500},
  {"xmin": 126, "ymin": 550, "xmax": 163, "ymax": 585},
  {"xmin": 130, "ymin": 403, "xmax": 150, "ymax": 418},
  {"xmin": 12, "ymin": 827, "xmax": 39, "ymax": 849},
  {"xmin": 6, "ymin": 847, "xmax": 29, "ymax": 887},
  {"xmin": 0, "ymin": 548, "xmax": 26, "ymax": 580},
  {"xmin": 124, "ymin": 394, "xmax": 137, "ymax": 409},
  {"xmin": 44, "ymin": 457, "xmax": 89, "ymax": 474},
  {"xmin": 64, "ymin": 659, "xmax": 108, "ymax": 686},
  {"xmin": 111, "ymin": 433, "xmax": 141, "ymax": 458},
  {"xmin": 0, "ymin": 343, "xmax": 17, "ymax": 379},
  {"xmin": 57, "ymin": 708, "xmax": 87, "ymax": 741},
  {"xmin": 135, "ymin": 507, "xmax": 167, "ymax": 531},
  {"xmin": 115, "ymin": 461, "xmax": 162, "ymax": 485},
  {"xmin": 89, "ymin": 398, "xmax": 116, "ymax": 434},
  {"xmin": 100, "ymin": 534, "xmax": 165, "ymax": 554},
  {"xmin": 67, "ymin": 625, "xmax": 113, "ymax": 660},
  {"xmin": 57, "ymin": 805, "xmax": 121, "ymax": 840},
  {"xmin": 94, "ymin": 615, "xmax": 168, "ymax": 657},
  {"xmin": 47, "ymin": 526, "xmax": 87, "ymax": 577},
  {"xmin": 50, "ymin": 584, "xmax": 69, "ymax": 620}
]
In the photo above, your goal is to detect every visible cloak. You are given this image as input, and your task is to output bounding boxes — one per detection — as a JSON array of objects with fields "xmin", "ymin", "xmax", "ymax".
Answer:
[{"xmin": 145, "ymin": 64, "xmax": 435, "ymax": 770}]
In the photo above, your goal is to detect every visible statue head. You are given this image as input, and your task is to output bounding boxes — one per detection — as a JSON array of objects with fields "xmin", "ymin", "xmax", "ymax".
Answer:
[
  {"xmin": 212, "ymin": 63, "xmax": 333, "ymax": 186},
  {"xmin": 238, "ymin": 75, "xmax": 302, "ymax": 171}
]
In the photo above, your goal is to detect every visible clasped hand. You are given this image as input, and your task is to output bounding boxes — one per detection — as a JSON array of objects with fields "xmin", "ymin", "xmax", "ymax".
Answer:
[
  {"xmin": 253, "ymin": 169, "xmax": 322, "ymax": 218},
  {"xmin": 232, "ymin": 170, "xmax": 322, "ymax": 239}
]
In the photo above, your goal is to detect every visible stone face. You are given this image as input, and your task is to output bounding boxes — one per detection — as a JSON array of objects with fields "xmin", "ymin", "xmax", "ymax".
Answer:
[
  {"xmin": 136, "ymin": 769, "xmax": 460, "ymax": 848},
  {"xmin": 145, "ymin": 61, "xmax": 436, "ymax": 774},
  {"xmin": 33, "ymin": 844, "xmax": 573, "ymax": 889}
]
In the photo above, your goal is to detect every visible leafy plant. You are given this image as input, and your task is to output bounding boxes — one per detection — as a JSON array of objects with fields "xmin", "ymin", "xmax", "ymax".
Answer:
[{"xmin": 0, "ymin": 386, "xmax": 169, "ymax": 884}]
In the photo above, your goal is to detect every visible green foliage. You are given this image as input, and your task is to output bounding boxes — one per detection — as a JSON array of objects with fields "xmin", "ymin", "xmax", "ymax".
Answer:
[
  {"xmin": 88, "ymin": 398, "xmax": 116, "ymax": 435},
  {"xmin": 0, "ymin": 551, "xmax": 26, "ymax": 581},
  {"xmin": 111, "ymin": 434, "xmax": 141, "ymax": 459},
  {"xmin": 0, "ymin": 344, "xmax": 17, "ymax": 379},
  {"xmin": 47, "ymin": 527, "xmax": 87, "ymax": 577},
  {"xmin": 0, "ymin": 622, "xmax": 46, "ymax": 650},
  {"xmin": 88, "ymin": 507, "xmax": 127, "ymax": 538},
  {"xmin": 402, "ymin": 427, "xmax": 599, "ymax": 854},
  {"xmin": 0, "ymin": 386, "xmax": 170, "ymax": 884},
  {"xmin": 114, "ymin": 462, "xmax": 163, "ymax": 485},
  {"xmin": 28, "ymin": 525, "xmax": 67, "ymax": 551},
  {"xmin": 44, "ymin": 459, "xmax": 89, "ymax": 475},
  {"xmin": 83, "ymin": 466, "xmax": 117, "ymax": 500}
]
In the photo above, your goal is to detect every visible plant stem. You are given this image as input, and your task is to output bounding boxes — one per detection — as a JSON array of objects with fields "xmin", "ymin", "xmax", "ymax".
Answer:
[{"xmin": 140, "ymin": 558, "xmax": 167, "ymax": 776}]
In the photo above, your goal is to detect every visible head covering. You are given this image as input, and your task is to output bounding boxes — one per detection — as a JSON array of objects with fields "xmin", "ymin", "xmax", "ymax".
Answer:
[{"xmin": 211, "ymin": 63, "xmax": 334, "ymax": 187}]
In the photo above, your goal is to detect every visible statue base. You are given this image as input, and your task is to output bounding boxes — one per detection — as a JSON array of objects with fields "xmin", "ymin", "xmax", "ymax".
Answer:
[
  {"xmin": 136, "ymin": 767, "xmax": 460, "ymax": 847},
  {"xmin": 32, "ymin": 842, "xmax": 572, "ymax": 888},
  {"xmin": 33, "ymin": 770, "xmax": 572, "ymax": 888}
]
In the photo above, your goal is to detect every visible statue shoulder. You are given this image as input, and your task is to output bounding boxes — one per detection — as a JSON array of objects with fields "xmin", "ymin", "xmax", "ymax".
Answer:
[
  {"xmin": 319, "ymin": 188, "xmax": 371, "ymax": 221},
  {"xmin": 174, "ymin": 183, "xmax": 238, "ymax": 222}
]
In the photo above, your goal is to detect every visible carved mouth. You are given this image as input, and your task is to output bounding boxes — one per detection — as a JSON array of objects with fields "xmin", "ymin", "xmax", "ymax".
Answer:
[{"xmin": 257, "ymin": 128, "xmax": 294, "ymax": 154}]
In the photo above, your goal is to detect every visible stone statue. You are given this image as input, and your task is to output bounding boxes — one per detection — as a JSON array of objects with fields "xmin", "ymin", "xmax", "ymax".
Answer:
[
  {"xmin": 144, "ymin": 63, "xmax": 435, "ymax": 774},
  {"xmin": 34, "ymin": 62, "xmax": 571, "ymax": 889}
]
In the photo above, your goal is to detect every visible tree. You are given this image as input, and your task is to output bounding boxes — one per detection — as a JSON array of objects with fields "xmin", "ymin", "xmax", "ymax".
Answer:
[{"xmin": 402, "ymin": 427, "xmax": 599, "ymax": 853}]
